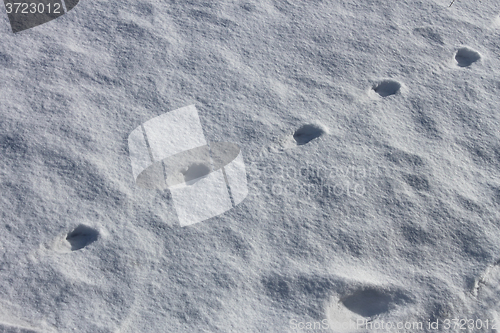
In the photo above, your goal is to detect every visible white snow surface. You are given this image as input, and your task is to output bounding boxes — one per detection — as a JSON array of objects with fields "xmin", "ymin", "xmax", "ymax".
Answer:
[{"xmin": 1, "ymin": 0, "xmax": 500, "ymax": 332}]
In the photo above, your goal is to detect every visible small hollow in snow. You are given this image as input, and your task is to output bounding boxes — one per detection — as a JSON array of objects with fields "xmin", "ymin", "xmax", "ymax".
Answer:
[
  {"xmin": 373, "ymin": 80, "xmax": 401, "ymax": 97},
  {"xmin": 183, "ymin": 163, "xmax": 212, "ymax": 183},
  {"xmin": 293, "ymin": 124, "xmax": 326, "ymax": 145},
  {"xmin": 66, "ymin": 225, "xmax": 99, "ymax": 251},
  {"xmin": 455, "ymin": 47, "xmax": 480, "ymax": 67}
]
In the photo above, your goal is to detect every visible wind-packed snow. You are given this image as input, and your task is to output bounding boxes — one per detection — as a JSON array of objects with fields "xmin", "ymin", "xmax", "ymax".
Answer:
[{"xmin": 1, "ymin": 0, "xmax": 500, "ymax": 332}]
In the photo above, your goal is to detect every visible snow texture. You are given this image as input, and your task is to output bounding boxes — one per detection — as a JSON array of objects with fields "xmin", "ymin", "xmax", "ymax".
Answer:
[{"xmin": 1, "ymin": 0, "xmax": 500, "ymax": 332}]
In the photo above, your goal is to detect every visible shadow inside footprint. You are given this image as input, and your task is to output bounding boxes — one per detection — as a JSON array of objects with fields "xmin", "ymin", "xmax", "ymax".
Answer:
[
  {"xmin": 341, "ymin": 288, "xmax": 392, "ymax": 317},
  {"xmin": 66, "ymin": 225, "xmax": 99, "ymax": 251},
  {"xmin": 373, "ymin": 80, "xmax": 401, "ymax": 97},
  {"xmin": 455, "ymin": 47, "xmax": 480, "ymax": 67},
  {"xmin": 293, "ymin": 124, "xmax": 326, "ymax": 145}
]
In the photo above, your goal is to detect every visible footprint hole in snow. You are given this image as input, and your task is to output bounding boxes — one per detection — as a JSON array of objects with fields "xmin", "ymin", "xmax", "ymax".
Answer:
[
  {"xmin": 341, "ymin": 288, "xmax": 393, "ymax": 317},
  {"xmin": 293, "ymin": 124, "xmax": 326, "ymax": 145},
  {"xmin": 66, "ymin": 225, "xmax": 99, "ymax": 251},
  {"xmin": 455, "ymin": 47, "xmax": 480, "ymax": 67},
  {"xmin": 372, "ymin": 80, "xmax": 401, "ymax": 97},
  {"xmin": 182, "ymin": 163, "xmax": 212, "ymax": 183}
]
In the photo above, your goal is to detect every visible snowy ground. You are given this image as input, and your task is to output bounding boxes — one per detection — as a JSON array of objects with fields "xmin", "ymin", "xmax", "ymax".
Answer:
[{"xmin": 1, "ymin": 0, "xmax": 500, "ymax": 332}]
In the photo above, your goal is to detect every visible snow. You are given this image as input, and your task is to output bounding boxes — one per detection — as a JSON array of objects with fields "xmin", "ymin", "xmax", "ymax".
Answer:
[{"xmin": 1, "ymin": 0, "xmax": 500, "ymax": 332}]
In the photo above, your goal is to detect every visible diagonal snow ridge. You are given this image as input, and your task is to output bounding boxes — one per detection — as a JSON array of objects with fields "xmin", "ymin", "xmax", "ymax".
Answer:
[
  {"xmin": 0, "ymin": 322, "xmax": 43, "ymax": 333},
  {"xmin": 494, "ymin": 14, "xmax": 500, "ymax": 27},
  {"xmin": 412, "ymin": 26, "xmax": 445, "ymax": 45}
]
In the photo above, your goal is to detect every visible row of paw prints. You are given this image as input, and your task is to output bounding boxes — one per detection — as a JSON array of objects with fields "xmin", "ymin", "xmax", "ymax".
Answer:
[{"xmin": 371, "ymin": 47, "xmax": 480, "ymax": 98}]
